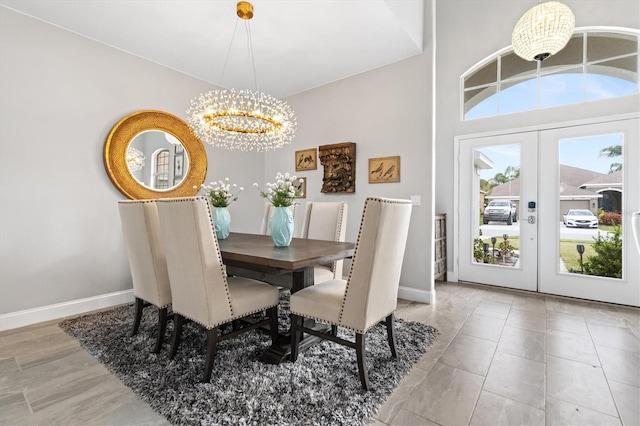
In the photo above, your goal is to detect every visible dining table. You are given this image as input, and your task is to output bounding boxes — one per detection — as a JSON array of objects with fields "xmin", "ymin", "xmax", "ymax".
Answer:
[{"xmin": 218, "ymin": 232, "xmax": 355, "ymax": 364}]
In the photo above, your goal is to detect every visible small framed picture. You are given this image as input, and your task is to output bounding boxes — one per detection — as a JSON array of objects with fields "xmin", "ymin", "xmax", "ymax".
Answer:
[
  {"xmin": 295, "ymin": 148, "xmax": 317, "ymax": 171},
  {"xmin": 368, "ymin": 156, "xmax": 400, "ymax": 183},
  {"xmin": 294, "ymin": 177, "xmax": 307, "ymax": 198}
]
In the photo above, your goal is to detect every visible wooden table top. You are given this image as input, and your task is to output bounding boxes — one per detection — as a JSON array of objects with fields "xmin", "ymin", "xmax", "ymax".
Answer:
[{"xmin": 218, "ymin": 232, "xmax": 355, "ymax": 272}]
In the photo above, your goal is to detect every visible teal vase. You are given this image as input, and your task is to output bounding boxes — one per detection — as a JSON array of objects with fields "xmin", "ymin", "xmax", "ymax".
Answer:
[
  {"xmin": 213, "ymin": 207, "xmax": 231, "ymax": 240},
  {"xmin": 270, "ymin": 206, "xmax": 294, "ymax": 247}
]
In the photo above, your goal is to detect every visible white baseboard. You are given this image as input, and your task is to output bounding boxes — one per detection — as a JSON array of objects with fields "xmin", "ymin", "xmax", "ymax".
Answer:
[
  {"xmin": 0, "ymin": 285, "xmax": 434, "ymax": 332},
  {"xmin": 0, "ymin": 290, "xmax": 134, "ymax": 332},
  {"xmin": 398, "ymin": 285, "xmax": 435, "ymax": 304}
]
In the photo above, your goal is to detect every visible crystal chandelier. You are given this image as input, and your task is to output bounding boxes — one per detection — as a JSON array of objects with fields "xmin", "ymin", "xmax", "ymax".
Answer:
[
  {"xmin": 187, "ymin": 1, "xmax": 296, "ymax": 152},
  {"xmin": 126, "ymin": 147, "xmax": 145, "ymax": 172},
  {"xmin": 512, "ymin": 1, "xmax": 575, "ymax": 61}
]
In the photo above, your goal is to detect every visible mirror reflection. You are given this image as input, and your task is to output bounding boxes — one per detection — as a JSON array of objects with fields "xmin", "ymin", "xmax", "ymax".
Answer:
[{"xmin": 126, "ymin": 130, "xmax": 190, "ymax": 191}]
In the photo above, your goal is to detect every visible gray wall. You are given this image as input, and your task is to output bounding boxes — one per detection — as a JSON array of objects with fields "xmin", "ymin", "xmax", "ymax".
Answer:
[
  {"xmin": 435, "ymin": 0, "xmax": 640, "ymax": 280},
  {"xmin": 271, "ymin": 46, "xmax": 434, "ymax": 296},
  {"xmin": 0, "ymin": 7, "xmax": 266, "ymax": 315},
  {"xmin": 2, "ymin": 0, "xmax": 638, "ymax": 321}
]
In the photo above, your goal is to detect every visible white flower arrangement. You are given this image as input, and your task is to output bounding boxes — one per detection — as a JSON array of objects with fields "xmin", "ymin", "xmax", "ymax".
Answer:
[
  {"xmin": 253, "ymin": 172, "xmax": 303, "ymax": 207},
  {"xmin": 195, "ymin": 178, "xmax": 243, "ymax": 207}
]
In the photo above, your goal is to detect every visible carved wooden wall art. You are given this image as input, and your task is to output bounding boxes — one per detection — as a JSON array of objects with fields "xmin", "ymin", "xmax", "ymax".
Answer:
[{"xmin": 318, "ymin": 142, "xmax": 356, "ymax": 193}]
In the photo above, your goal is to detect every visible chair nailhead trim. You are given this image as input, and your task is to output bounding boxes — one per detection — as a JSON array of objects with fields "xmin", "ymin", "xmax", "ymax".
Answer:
[
  {"xmin": 337, "ymin": 197, "xmax": 411, "ymax": 328},
  {"xmin": 290, "ymin": 308, "xmax": 396, "ymax": 334},
  {"xmin": 177, "ymin": 303, "xmax": 278, "ymax": 329},
  {"xmin": 158, "ymin": 197, "xmax": 234, "ymax": 325}
]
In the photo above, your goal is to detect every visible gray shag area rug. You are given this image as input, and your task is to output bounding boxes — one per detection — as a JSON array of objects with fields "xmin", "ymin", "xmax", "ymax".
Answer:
[{"xmin": 59, "ymin": 292, "xmax": 437, "ymax": 426}]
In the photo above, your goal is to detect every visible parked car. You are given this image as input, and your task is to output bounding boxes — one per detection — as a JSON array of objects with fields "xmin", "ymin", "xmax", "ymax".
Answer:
[
  {"xmin": 563, "ymin": 209, "xmax": 599, "ymax": 228},
  {"xmin": 483, "ymin": 200, "xmax": 517, "ymax": 225}
]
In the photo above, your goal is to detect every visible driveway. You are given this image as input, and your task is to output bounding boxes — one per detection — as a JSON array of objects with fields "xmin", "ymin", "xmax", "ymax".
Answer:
[{"xmin": 479, "ymin": 222, "xmax": 611, "ymax": 241}]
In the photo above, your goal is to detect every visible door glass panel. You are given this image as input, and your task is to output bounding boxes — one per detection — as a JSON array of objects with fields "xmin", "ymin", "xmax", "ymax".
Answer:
[
  {"xmin": 558, "ymin": 134, "xmax": 623, "ymax": 279},
  {"xmin": 472, "ymin": 144, "xmax": 521, "ymax": 268}
]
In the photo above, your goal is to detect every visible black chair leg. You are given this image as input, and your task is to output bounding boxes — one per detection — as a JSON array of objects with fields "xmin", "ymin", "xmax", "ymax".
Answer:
[
  {"xmin": 356, "ymin": 333, "xmax": 370, "ymax": 391},
  {"xmin": 170, "ymin": 314, "xmax": 184, "ymax": 360},
  {"xmin": 203, "ymin": 328, "xmax": 218, "ymax": 383},
  {"xmin": 290, "ymin": 314, "xmax": 303, "ymax": 362},
  {"xmin": 153, "ymin": 307, "xmax": 168, "ymax": 354},
  {"xmin": 268, "ymin": 306, "xmax": 279, "ymax": 345},
  {"xmin": 131, "ymin": 297, "xmax": 144, "ymax": 336},
  {"xmin": 386, "ymin": 313, "xmax": 397, "ymax": 358},
  {"xmin": 330, "ymin": 324, "xmax": 338, "ymax": 337}
]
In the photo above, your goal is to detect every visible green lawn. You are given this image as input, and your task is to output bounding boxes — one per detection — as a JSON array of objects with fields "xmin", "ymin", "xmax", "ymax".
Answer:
[
  {"xmin": 480, "ymin": 236, "xmax": 519, "ymax": 250},
  {"xmin": 479, "ymin": 236, "xmax": 596, "ymax": 272},
  {"xmin": 558, "ymin": 240, "xmax": 596, "ymax": 272}
]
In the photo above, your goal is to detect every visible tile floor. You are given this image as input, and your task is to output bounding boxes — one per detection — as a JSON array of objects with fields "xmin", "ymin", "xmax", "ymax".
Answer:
[
  {"xmin": 1, "ymin": 281, "xmax": 638, "ymax": 425},
  {"xmin": 373, "ymin": 282, "xmax": 639, "ymax": 426}
]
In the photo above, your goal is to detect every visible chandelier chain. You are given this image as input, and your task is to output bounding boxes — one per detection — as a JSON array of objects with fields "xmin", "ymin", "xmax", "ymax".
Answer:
[
  {"xmin": 246, "ymin": 20, "xmax": 259, "ymax": 92},
  {"xmin": 219, "ymin": 18, "xmax": 240, "ymax": 87},
  {"xmin": 187, "ymin": 1, "xmax": 296, "ymax": 152}
]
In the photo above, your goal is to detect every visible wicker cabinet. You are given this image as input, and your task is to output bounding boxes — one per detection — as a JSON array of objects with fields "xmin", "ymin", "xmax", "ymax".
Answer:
[{"xmin": 434, "ymin": 214, "xmax": 447, "ymax": 281}]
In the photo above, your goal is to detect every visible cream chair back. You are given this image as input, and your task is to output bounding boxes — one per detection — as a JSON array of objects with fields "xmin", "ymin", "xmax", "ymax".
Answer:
[
  {"xmin": 339, "ymin": 198, "xmax": 412, "ymax": 333},
  {"xmin": 301, "ymin": 201, "xmax": 348, "ymax": 279},
  {"xmin": 156, "ymin": 197, "xmax": 232, "ymax": 328},
  {"xmin": 260, "ymin": 203, "xmax": 298, "ymax": 235},
  {"xmin": 118, "ymin": 200, "xmax": 171, "ymax": 308}
]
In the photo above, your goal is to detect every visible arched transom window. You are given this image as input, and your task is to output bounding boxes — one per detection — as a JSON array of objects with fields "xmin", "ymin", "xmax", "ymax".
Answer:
[{"xmin": 463, "ymin": 30, "xmax": 639, "ymax": 120}]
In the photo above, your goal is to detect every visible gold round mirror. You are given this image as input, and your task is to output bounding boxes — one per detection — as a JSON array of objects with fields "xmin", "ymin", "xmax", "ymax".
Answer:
[{"xmin": 104, "ymin": 110, "xmax": 207, "ymax": 199}]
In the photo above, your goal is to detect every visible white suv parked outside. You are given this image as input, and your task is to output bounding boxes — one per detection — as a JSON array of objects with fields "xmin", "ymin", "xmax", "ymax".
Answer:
[{"xmin": 483, "ymin": 200, "xmax": 517, "ymax": 225}]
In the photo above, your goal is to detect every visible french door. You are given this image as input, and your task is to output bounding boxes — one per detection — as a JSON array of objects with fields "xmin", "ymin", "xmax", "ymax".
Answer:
[{"xmin": 458, "ymin": 118, "xmax": 639, "ymax": 306}]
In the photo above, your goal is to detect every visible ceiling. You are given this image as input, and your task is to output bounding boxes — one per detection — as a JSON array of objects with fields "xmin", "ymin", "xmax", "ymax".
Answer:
[{"xmin": 1, "ymin": 0, "xmax": 425, "ymax": 98}]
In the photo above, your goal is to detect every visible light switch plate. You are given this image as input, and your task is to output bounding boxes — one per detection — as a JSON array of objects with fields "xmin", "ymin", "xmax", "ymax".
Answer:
[{"xmin": 411, "ymin": 195, "xmax": 421, "ymax": 205}]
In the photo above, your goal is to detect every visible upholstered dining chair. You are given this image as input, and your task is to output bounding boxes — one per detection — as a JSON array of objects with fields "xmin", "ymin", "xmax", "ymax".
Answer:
[
  {"xmin": 259, "ymin": 201, "xmax": 348, "ymax": 288},
  {"xmin": 301, "ymin": 201, "xmax": 348, "ymax": 282},
  {"xmin": 118, "ymin": 200, "xmax": 172, "ymax": 354},
  {"xmin": 155, "ymin": 197, "xmax": 280, "ymax": 383},
  {"xmin": 289, "ymin": 197, "xmax": 413, "ymax": 390}
]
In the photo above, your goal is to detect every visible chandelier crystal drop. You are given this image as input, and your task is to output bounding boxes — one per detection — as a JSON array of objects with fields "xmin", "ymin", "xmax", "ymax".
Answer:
[
  {"xmin": 186, "ymin": 1, "xmax": 296, "ymax": 152},
  {"xmin": 126, "ymin": 147, "xmax": 145, "ymax": 172},
  {"xmin": 512, "ymin": 1, "xmax": 575, "ymax": 62}
]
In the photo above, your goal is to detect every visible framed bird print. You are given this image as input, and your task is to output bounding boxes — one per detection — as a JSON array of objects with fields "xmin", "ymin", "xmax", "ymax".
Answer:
[
  {"xmin": 293, "ymin": 176, "xmax": 306, "ymax": 198},
  {"xmin": 295, "ymin": 148, "xmax": 317, "ymax": 171},
  {"xmin": 368, "ymin": 156, "xmax": 400, "ymax": 183}
]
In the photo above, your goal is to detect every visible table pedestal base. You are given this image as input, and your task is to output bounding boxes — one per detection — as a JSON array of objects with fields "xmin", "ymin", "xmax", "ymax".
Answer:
[{"xmin": 261, "ymin": 321, "xmax": 329, "ymax": 364}]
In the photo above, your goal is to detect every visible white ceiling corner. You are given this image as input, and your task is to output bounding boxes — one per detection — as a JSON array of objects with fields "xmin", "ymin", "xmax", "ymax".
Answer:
[{"xmin": 0, "ymin": 0, "xmax": 425, "ymax": 98}]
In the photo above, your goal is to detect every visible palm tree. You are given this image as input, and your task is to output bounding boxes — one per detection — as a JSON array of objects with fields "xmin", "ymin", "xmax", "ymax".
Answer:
[
  {"xmin": 599, "ymin": 144, "xmax": 622, "ymax": 173},
  {"xmin": 488, "ymin": 166, "xmax": 519, "ymax": 186},
  {"xmin": 504, "ymin": 165, "xmax": 520, "ymax": 180},
  {"xmin": 488, "ymin": 172, "xmax": 508, "ymax": 186},
  {"xmin": 480, "ymin": 179, "xmax": 492, "ymax": 193}
]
